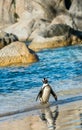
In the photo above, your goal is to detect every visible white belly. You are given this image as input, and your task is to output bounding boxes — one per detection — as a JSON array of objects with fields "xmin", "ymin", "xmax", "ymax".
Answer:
[{"xmin": 41, "ymin": 86, "xmax": 51, "ymax": 103}]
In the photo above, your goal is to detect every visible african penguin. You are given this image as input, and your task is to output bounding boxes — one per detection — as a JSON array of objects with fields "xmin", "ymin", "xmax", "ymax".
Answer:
[{"xmin": 36, "ymin": 78, "xmax": 57, "ymax": 104}]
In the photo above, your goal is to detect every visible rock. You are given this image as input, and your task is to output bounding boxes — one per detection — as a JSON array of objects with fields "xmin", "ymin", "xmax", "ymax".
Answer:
[
  {"xmin": 29, "ymin": 34, "xmax": 71, "ymax": 52},
  {"xmin": 50, "ymin": 14, "xmax": 73, "ymax": 27},
  {"xmin": 0, "ymin": 31, "xmax": 9, "ymax": 38},
  {"xmin": 71, "ymin": 35, "xmax": 82, "ymax": 45},
  {"xmin": 0, "ymin": 0, "xmax": 15, "ymax": 24},
  {"xmin": 0, "ymin": 42, "xmax": 39, "ymax": 67},
  {"xmin": 28, "ymin": 18, "xmax": 50, "ymax": 41},
  {"xmin": 0, "ymin": 0, "xmax": 82, "ymax": 51},
  {"xmin": 69, "ymin": 0, "xmax": 82, "ymax": 30},
  {"xmin": 4, "ymin": 18, "xmax": 35, "ymax": 41},
  {"xmin": 0, "ymin": 0, "xmax": 66, "ymax": 25},
  {"xmin": 0, "ymin": 39, "xmax": 4, "ymax": 49},
  {"xmin": 43, "ymin": 24, "xmax": 71, "ymax": 38},
  {"xmin": 0, "ymin": 32, "xmax": 18, "ymax": 49}
]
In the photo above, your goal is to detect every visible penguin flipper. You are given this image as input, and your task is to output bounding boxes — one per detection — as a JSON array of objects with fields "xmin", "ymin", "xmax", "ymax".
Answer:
[
  {"xmin": 51, "ymin": 88, "xmax": 57, "ymax": 101},
  {"xmin": 36, "ymin": 89, "xmax": 43, "ymax": 101}
]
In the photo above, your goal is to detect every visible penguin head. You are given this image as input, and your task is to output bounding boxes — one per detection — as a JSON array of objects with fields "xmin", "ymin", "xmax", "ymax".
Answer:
[{"xmin": 42, "ymin": 78, "xmax": 48, "ymax": 84}]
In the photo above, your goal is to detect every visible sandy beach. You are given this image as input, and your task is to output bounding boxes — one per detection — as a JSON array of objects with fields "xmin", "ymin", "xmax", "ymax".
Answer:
[{"xmin": 0, "ymin": 97, "xmax": 82, "ymax": 130}]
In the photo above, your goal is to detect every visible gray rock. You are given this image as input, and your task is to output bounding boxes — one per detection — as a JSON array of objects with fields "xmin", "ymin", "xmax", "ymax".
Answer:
[
  {"xmin": 45, "ymin": 24, "xmax": 71, "ymax": 37},
  {"xmin": 0, "ymin": 32, "xmax": 19, "ymax": 49}
]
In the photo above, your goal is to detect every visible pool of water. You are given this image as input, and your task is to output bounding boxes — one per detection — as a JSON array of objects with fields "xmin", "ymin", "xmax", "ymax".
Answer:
[{"xmin": 0, "ymin": 44, "xmax": 82, "ymax": 114}]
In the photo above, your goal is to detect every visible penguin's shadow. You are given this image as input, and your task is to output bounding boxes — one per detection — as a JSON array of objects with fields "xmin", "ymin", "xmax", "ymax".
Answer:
[
  {"xmin": 52, "ymin": 105, "xmax": 59, "ymax": 122},
  {"xmin": 40, "ymin": 105, "xmax": 59, "ymax": 129}
]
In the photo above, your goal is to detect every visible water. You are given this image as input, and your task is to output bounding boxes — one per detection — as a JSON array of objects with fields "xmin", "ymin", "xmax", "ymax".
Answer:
[{"xmin": 0, "ymin": 44, "xmax": 82, "ymax": 115}]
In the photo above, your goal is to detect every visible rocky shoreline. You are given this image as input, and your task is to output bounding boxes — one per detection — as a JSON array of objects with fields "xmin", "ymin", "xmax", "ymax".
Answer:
[{"xmin": 0, "ymin": 0, "xmax": 82, "ymax": 67}]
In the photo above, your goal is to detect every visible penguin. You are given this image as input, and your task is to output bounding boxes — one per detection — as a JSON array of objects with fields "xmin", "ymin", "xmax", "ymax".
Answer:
[{"xmin": 36, "ymin": 78, "xmax": 57, "ymax": 104}]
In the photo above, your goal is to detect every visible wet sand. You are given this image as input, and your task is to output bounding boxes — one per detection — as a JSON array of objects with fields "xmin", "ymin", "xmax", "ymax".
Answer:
[{"xmin": 0, "ymin": 98, "xmax": 82, "ymax": 130}]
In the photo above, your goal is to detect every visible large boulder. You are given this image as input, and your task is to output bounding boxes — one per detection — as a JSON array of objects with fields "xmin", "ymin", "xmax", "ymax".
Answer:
[
  {"xmin": 69, "ymin": 0, "xmax": 82, "ymax": 31},
  {"xmin": 0, "ymin": 0, "xmax": 66, "ymax": 24},
  {"xmin": 29, "ymin": 22, "xmax": 82, "ymax": 52},
  {"xmin": 0, "ymin": 0, "xmax": 82, "ymax": 52},
  {"xmin": 0, "ymin": 42, "xmax": 39, "ymax": 67},
  {"xmin": 1, "ymin": 0, "xmax": 70, "ymax": 41},
  {"xmin": 42, "ymin": 24, "xmax": 72, "ymax": 38},
  {"xmin": 29, "ymin": 34, "xmax": 82, "ymax": 52},
  {"xmin": 29, "ymin": 34, "xmax": 71, "ymax": 52}
]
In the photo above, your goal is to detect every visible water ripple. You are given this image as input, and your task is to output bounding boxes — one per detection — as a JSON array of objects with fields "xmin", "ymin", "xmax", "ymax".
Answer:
[{"xmin": 0, "ymin": 44, "xmax": 82, "ymax": 114}]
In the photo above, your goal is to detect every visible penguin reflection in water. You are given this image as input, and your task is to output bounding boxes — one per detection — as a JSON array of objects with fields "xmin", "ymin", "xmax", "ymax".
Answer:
[{"xmin": 36, "ymin": 78, "xmax": 58, "ymax": 130}]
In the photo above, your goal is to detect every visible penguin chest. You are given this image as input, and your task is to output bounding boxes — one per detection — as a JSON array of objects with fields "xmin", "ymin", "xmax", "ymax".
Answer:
[{"xmin": 42, "ymin": 86, "xmax": 51, "ymax": 103}]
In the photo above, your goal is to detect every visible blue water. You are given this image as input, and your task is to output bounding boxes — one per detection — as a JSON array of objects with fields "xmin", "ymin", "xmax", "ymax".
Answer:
[{"xmin": 0, "ymin": 44, "xmax": 82, "ymax": 114}]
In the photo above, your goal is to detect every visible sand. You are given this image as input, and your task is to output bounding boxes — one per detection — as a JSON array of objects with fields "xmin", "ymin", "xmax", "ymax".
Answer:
[{"xmin": 0, "ymin": 100, "xmax": 82, "ymax": 130}]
